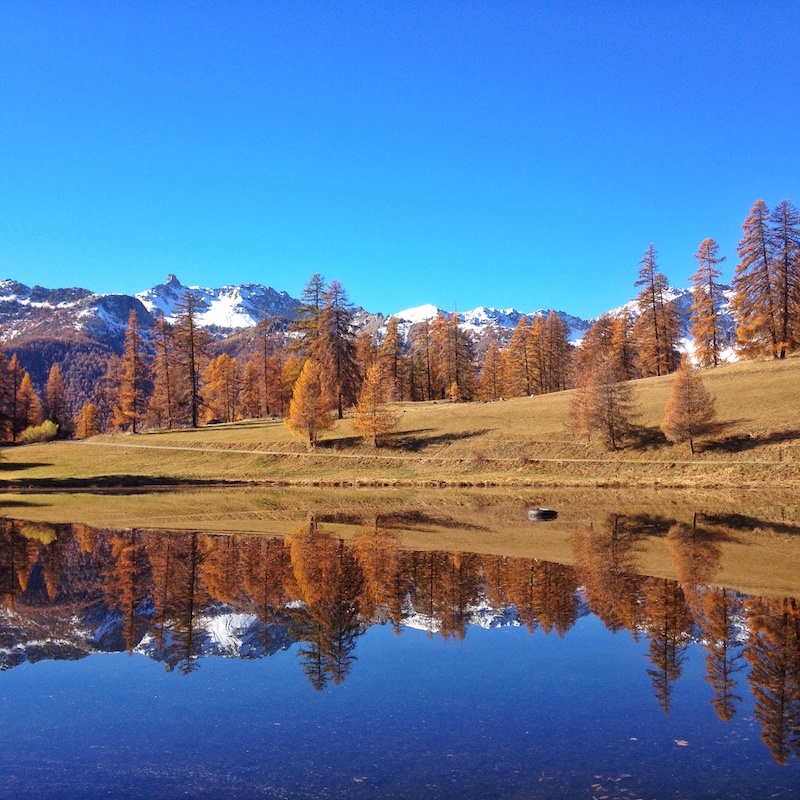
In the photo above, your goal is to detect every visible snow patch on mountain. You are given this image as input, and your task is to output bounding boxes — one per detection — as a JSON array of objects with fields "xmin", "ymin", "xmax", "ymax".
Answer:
[{"xmin": 136, "ymin": 274, "xmax": 301, "ymax": 329}]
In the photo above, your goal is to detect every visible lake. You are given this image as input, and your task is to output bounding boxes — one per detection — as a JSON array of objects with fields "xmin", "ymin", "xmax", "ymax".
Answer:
[{"xmin": 0, "ymin": 500, "xmax": 799, "ymax": 798}]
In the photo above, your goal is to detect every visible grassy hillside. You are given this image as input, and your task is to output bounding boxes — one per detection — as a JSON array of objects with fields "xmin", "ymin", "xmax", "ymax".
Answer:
[{"xmin": 3, "ymin": 354, "xmax": 800, "ymax": 489}]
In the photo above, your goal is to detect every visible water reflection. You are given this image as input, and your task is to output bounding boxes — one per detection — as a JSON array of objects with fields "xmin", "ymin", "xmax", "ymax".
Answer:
[{"xmin": 1, "ymin": 514, "xmax": 799, "ymax": 764}]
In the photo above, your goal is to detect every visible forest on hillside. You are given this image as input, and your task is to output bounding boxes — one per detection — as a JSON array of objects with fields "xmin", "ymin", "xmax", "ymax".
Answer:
[{"xmin": 1, "ymin": 198, "xmax": 797, "ymax": 447}]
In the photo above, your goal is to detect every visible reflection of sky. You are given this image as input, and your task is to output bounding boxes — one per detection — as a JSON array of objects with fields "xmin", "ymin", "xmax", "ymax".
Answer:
[{"xmin": 0, "ymin": 618, "xmax": 796, "ymax": 799}]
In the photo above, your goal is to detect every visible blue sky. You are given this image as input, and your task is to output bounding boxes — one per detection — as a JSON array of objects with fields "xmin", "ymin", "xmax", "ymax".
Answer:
[{"xmin": 1, "ymin": 2, "xmax": 799, "ymax": 319}]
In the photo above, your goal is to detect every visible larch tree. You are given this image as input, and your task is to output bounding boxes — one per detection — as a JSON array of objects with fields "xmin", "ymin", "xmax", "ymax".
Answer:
[
  {"xmin": 6, "ymin": 353, "xmax": 25, "ymax": 442},
  {"xmin": 769, "ymin": 199, "xmax": 800, "ymax": 358},
  {"xmin": 477, "ymin": 335, "xmax": 502, "ymax": 401},
  {"xmin": 292, "ymin": 273, "xmax": 326, "ymax": 357},
  {"xmin": 317, "ymin": 280, "xmax": 359, "ymax": 419},
  {"xmin": 352, "ymin": 362, "xmax": 400, "ymax": 447},
  {"xmin": 257, "ymin": 310, "xmax": 276, "ymax": 417},
  {"xmin": 407, "ymin": 318, "xmax": 434, "ymax": 401},
  {"xmin": 634, "ymin": 244, "xmax": 680, "ymax": 377},
  {"xmin": 203, "ymin": 353, "xmax": 242, "ymax": 423},
  {"xmin": 146, "ymin": 313, "xmax": 175, "ymax": 429},
  {"xmin": 113, "ymin": 310, "xmax": 151, "ymax": 433},
  {"xmin": 660, "ymin": 357, "xmax": 717, "ymax": 455},
  {"xmin": 505, "ymin": 316, "xmax": 534, "ymax": 397},
  {"xmin": 378, "ymin": 317, "xmax": 405, "ymax": 401},
  {"xmin": 731, "ymin": 199, "xmax": 779, "ymax": 357},
  {"xmin": 284, "ymin": 359, "xmax": 333, "ymax": 449},
  {"xmin": 538, "ymin": 311, "xmax": 572, "ymax": 393},
  {"xmin": 610, "ymin": 312, "xmax": 640, "ymax": 380},
  {"xmin": 17, "ymin": 372, "xmax": 43, "ymax": 432},
  {"xmin": 690, "ymin": 238, "xmax": 726, "ymax": 367},
  {"xmin": 354, "ymin": 330, "xmax": 376, "ymax": 384},
  {"xmin": 240, "ymin": 359, "xmax": 262, "ymax": 419},
  {"xmin": 0, "ymin": 346, "xmax": 8, "ymax": 440},
  {"xmin": 571, "ymin": 350, "xmax": 639, "ymax": 451},
  {"xmin": 75, "ymin": 402, "xmax": 102, "ymax": 439},
  {"xmin": 44, "ymin": 363, "xmax": 70, "ymax": 436},
  {"xmin": 174, "ymin": 291, "xmax": 211, "ymax": 428}
]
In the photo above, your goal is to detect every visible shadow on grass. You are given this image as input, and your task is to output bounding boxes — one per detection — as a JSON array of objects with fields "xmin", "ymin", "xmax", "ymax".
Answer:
[
  {"xmin": 700, "ymin": 428, "xmax": 800, "ymax": 454},
  {"xmin": 0, "ymin": 462, "xmax": 52, "ymax": 471},
  {"xmin": 628, "ymin": 426, "xmax": 668, "ymax": 450},
  {"xmin": 383, "ymin": 428, "xmax": 491, "ymax": 453},
  {"xmin": 699, "ymin": 512, "xmax": 800, "ymax": 536}
]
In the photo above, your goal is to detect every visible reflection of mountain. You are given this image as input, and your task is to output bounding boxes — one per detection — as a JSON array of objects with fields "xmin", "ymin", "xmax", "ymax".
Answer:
[{"xmin": 1, "ymin": 515, "xmax": 799, "ymax": 763}]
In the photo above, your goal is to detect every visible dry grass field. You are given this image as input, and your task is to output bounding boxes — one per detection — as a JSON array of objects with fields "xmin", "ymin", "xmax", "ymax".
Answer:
[{"xmin": 3, "ymin": 353, "xmax": 800, "ymax": 490}]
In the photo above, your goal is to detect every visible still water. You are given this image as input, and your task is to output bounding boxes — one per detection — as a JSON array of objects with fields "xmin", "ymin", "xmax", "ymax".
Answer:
[{"xmin": 0, "ymin": 512, "xmax": 798, "ymax": 798}]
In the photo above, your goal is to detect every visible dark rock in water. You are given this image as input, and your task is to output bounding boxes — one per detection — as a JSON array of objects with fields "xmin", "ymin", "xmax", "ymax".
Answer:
[{"xmin": 528, "ymin": 508, "xmax": 558, "ymax": 522}]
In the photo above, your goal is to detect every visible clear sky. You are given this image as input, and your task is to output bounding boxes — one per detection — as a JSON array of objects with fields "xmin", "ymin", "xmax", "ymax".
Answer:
[{"xmin": 1, "ymin": 2, "xmax": 799, "ymax": 319}]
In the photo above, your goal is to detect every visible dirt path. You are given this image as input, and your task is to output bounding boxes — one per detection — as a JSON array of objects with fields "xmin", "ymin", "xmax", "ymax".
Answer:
[{"xmin": 74, "ymin": 438, "xmax": 787, "ymax": 467}]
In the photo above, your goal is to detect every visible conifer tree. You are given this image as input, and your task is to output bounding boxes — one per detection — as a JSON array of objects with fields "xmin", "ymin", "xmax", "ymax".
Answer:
[
  {"xmin": 477, "ymin": 336, "xmax": 502, "ymax": 401},
  {"xmin": 352, "ymin": 362, "xmax": 400, "ymax": 447},
  {"xmin": 378, "ymin": 317, "xmax": 405, "ymax": 401},
  {"xmin": 43, "ymin": 362, "xmax": 73, "ymax": 438},
  {"xmin": 75, "ymin": 402, "xmax": 101, "ymax": 439},
  {"xmin": 407, "ymin": 319, "xmax": 434, "ymax": 400},
  {"xmin": 732, "ymin": 199, "xmax": 779, "ymax": 357},
  {"xmin": 284, "ymin": 360, "xmax": 333, "ymax": 449},
  {"xmin": 355, "ymin": 330, "xmax": 376, "ymax": 384},
  {"xmin": 174, "ymin": 291, "xmax": 211, "ymax": 428},
  {"xmin": 634, "ymin": 244, "xmax": 679, "ymax": 376},
  {"xmin": 571, "ymin": 351, "xmax": 639, "ymax": 450},
  {"xmin": 690, "ymin": 238, "xmax": 726, "ymax": 367},
  {"xmin": 505, "ymin": 316, "xmax": 534, "ymax": 397},
  {"xmin": 146, "ymin": 313, "xmax": 175, "ymax": 429},
  {"xmin": 539, "ymin": 311, "xmax": 572, "ymax": 392},
  {"xmin": 240, "ymin": 359, "xmax": 262, "ymax": 419},
  {"xmin": 113, "ymin": 310, "xmax": 150, "ymax": 433},
  {"xmin": 278, "ymin": 354, "xmax": 304, "ymax": 416},
  {"xmin": 203, "ymin": 353, "xmax": 242, "ymax": 422},
  {"xmin": 99, "ymin": 354, "xmax": 123, "ymax": 431},
  {"xmin": 661, "ymin": 357, "xmax": 716, "ymax": 455},
  {"xmin": 317, "ymin": 280, "xmax": 359, "ymax": 418},
  {"xmin": 257, "ymin": 310, "xmax": 275, "ymax": 416},
  {"xmin": 17, "ymin": 372, "xmax": 43, "ymax": 432},
  {"xmin": 292, "ymin": 273, "xmax": 326, "ymax": 357},
  {"xmin": 610, "ymin": 312, "xmax": 640, "ymax": 379},
  {"xmin": 769, "ymin": 199, "xmax": 800, "ymax": 358},
  {"xmin": 6, "ymin": 354, "xmax": 25, "ymax": 442}
]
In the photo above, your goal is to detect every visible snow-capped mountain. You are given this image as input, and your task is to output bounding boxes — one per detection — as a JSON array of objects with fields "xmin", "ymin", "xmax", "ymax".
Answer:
[
  {"xmin": 0, "ymin": 278, "xmax": 153, "ymax": 342},
  {"xmin": 390, "ymin": 303, "xmax": 593, "ymax": 345},
  {"xmin": 136, "ymin": 274, "xmax": 301, "ymax": 330}
]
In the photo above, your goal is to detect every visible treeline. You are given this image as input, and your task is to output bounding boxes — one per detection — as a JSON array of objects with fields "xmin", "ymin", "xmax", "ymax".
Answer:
[
  {"xmin": 0, "ymin": 197, "xmax": 797, "ymax": 444},
  {"xmin": 2, "ymin": 517, "xmax": 799, "ymax": 763}
]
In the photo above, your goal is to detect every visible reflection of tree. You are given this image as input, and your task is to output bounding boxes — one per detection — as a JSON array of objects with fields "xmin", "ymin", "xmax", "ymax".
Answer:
[
  {"xmin": 104, "ymin": 531, "xmax": 153, "ymax": 653},
  {"xmin": 287, "ymin": 519, "xmax": 364, "ymax": 691},
  {"xmin": 0, "ymin": 521, "xmax": 28, "ymax": 610},
  {"xmin": 643, "ymin": 578, "xmax": 692, "ymax": 714},
  {"xmin": 574, "ymin": 516, "xmax": 646, "ymax": 635},
  {"xmin": 491, "ymin": 557, "xmax": 578, "ymax": 637},
  {"xmin": 666, "ymin": 516, "xmax": 721, "ymax": 622},
  {"xmin": 405, "ymin": 551, "xmax": 483, "ymax": 641},
  {"xmin": 352, "ymin": 522, "xmax": 405, "ymax": 632},
  {"xmin": 744, "ymin": 596, "xmax": 800, "ymax": 764},
  {"xmin": 531, "ymin": 561, "xmax": 579, "ymax": 637},
  {"xmin": 148, "ymin": 532, "xmax": 207, "ymax": 674},
  {"xmin": 701, "ymin": 587, "xmax": 745, "ymax": 721},
  {"xmin": 240, "ymin": 536, "xmax": 291, "ymax": 633},
  {"xmin": 199, "ymin": 534, "xmax": 240, "ymax": 604}
]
